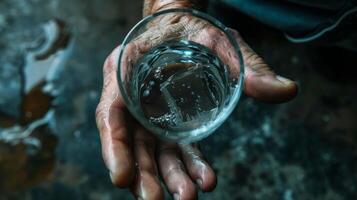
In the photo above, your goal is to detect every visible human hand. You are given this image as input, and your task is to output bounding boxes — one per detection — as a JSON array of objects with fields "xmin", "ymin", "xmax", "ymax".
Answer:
[
  {"xmin": 96, "ymin": 6, "xmax": 297, "ymax": 200},
  {"xmin": 96, "ymin": 45, "xmax": 216, "ymax": 200}
]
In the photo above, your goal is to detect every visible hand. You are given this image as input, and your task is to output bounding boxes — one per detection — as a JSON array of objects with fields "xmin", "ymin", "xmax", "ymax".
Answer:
[
  {"xmin": 96, "ymin": 45, "xmax": 216, "ymax": 200},
  {"xmin": 96, "ymin": 11, "xmax": 297, "ymax": 200}
]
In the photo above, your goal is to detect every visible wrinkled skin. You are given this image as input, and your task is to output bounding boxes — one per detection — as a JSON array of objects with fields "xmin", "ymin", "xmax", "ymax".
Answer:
[{"xmin": 95, "ymin": 13, "xmax": 297, "ymax": 200}]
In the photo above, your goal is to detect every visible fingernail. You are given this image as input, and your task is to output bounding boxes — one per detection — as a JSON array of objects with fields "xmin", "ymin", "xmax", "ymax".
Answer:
[
  {"xmin": 196, "ymin": 179, "xmax": 203, "ymax": 187},
  {"xmin": 173, "ymin": 193, "xmax": 180, "ymax": 200},
  {"xmin": 276, "ymin": 75, "xmax": 293, "ymax": 85}
]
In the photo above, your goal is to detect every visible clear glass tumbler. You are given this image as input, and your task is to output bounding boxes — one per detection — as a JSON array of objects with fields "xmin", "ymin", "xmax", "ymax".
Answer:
[{"xmin": 118, "ymin": 8, "xmax": 244, "ymax": 143}]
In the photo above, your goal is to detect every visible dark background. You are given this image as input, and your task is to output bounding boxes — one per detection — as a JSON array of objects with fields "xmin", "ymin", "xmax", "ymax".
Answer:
[{"xmin": 0, "ymin": 0, "xmax": 356, "ymax": 199}]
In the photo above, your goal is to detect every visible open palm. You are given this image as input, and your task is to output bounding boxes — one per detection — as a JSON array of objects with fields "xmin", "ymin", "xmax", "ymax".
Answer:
[{"xmin": 96, "ymin": 12, "xmax": 297, "ymax": 200}]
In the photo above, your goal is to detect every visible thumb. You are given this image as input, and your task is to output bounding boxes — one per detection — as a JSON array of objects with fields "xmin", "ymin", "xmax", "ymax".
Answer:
[{"xmin": 230, "ymin": 29, "xmax": 298, "ymax": 103}]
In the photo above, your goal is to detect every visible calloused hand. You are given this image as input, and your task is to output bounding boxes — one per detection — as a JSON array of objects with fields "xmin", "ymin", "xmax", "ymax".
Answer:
[{"xmin": 95, "ymin": 13, "xmax": 297, "ymax": 200}]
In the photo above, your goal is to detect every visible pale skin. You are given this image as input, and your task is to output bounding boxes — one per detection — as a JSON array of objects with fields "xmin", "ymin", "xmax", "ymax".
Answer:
[{"xmin": 95, "ymin": 1, "xmax": 298, "ymax": 200}]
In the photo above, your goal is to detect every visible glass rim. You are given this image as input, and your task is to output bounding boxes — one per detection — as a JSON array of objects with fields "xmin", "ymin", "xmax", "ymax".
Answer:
[{"xmin": 117, "ymin": 8, "xmax": 245, "ymax": 143}]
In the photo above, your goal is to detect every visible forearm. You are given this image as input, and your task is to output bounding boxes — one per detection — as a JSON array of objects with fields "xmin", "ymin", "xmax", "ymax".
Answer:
[{"xmin": 143, "ymin": 0, "xmax": 208, "ymax": 16}]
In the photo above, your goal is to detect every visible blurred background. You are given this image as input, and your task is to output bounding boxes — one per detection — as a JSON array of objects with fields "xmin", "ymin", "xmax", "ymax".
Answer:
[{"xmin": 0, "ymin": 0, "xmax": 356, "ymax": 199}]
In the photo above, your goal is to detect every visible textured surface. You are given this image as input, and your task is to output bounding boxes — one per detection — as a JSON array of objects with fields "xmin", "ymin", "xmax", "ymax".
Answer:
[{"xmin": 1, "ymin": 1, "xmax": 357, "ymax": 200}]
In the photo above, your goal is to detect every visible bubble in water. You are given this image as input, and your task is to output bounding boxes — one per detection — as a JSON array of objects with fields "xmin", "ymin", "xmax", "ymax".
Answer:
[
  {"xmin": 132, "ymin": 40, "xmax": 230, "ymax": 133},
  {"xmin": 143, "ymin": 88, "xmax": 150, "ymax": 97},
  {"xmin": 149, "ymin": 113, "xmax": 177, "ymax": 126},
  {"xmin": 154, "ymin": 66, "xmax": 163, "ymax": 79}
]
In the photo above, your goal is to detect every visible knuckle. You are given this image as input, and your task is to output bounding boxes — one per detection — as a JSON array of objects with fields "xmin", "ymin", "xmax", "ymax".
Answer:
[
  {"xmin": 95, "ymin": 101, "xmax": 105, "ymax": 120},
  {"xmin": 245, "ymin": 53, "xmax": 261, "ymax": 65},
  {"xmin": 244, "ymin": 50, "xmax": 265, "ymax": 68},
  {"xmin": 201, "ymin": 27, "xmax": 220, "ymax": 39},
  {"xmin": 103, "ymin": 56, "xmax": 112, "ymax": 75},
  {"xmin": 95, "ymin": 102, "xmax": 108, "ymax": 132},
  {"xmin": 162, "ymin": 164, "xmax": 180, "ymax": 180},
  {"xmin": 122, "ymin": 42, "xmax": 139, "ymax": 67},
  {"xmin": 202, "ymin": 26, "xmax": 224, "ymax": 39},
  {"xmin": 103, "ymin": 46, "xmax": 120, "ymax": 76}
]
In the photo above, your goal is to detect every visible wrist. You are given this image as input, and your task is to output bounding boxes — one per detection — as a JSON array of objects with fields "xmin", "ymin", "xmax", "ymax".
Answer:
[{"xmin": 144, "ymin": 0, "xmax": 207, "ymax": 16}]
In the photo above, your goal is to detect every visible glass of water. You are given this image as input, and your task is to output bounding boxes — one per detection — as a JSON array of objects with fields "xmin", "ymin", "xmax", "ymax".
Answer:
[{"xmin": 118, "ymin": 8, "xmax": 244, "ymax": 143}]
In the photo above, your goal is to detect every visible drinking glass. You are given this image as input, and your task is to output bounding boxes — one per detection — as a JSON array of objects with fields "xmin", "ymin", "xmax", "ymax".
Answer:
[{"xmin": 118, "ymin": 8, "xmax": 244, "ymax": 143}]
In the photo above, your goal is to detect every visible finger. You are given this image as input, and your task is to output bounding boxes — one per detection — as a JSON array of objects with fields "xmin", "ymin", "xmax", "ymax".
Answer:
[
  {"xmin": 131, "ymin": 128, "xmax": 164, "ymax": 200},
  {"xmin": 95, "ymin": 46, "xmax": 135, "ymax": 187},
  {"xmin": 228, "ymin": 29, "xmax": 298, "ymax": 103},
  {"xmin": 190, "ymin": 26, "xmax": 297, "ymax": 103},
  {"xmin": 191, "ymin": 26, "xmax": 242, "ymax": 79},
  {"xmin": 131, "ymin": 14, "xmax": 207, "ymax": 55},
  {"xmin": 158, "ymin": 142, "xmax": 197, "ymax": 200},
  {"xmin": 180, "ymin": 144, "xmax": 216, "ymax": 192}
]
